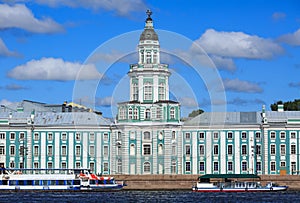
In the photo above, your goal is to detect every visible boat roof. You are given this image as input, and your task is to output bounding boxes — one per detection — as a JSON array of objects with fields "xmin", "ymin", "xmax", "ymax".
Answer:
[{"xmin": 199, "ymin": 174, "xmax": 260, "ymax": 179}]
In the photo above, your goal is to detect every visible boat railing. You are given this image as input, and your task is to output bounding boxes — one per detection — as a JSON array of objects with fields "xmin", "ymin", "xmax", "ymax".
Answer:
[{"xmin": 0, "ymin": 168, "xmax": 90, "ymax": 176}]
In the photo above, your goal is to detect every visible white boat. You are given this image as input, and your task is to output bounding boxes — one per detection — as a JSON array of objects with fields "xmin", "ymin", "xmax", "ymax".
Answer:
[
  {"xmin": 0, "ymin": 168, "xmax": 126, "ymax": 191},
  {"xmin": 0, "ymin": 168, "xmax": 82, "ymax": 191},
  {"xmin": 79, "ymin": 171, "xmax": 126, "ymax": 191},
  {"xmin": 192, "ymin": 174, "xmax": 288, "ymax": 192}
]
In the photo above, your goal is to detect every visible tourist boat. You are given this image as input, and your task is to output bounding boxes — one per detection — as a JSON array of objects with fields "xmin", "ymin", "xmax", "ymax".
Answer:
[
  {"xmin": 0, "ymin": 168, "xmax": 126, "ymax": 191},
  {"xmin": 0, "ymin": 168, "xmax": 82, "ymax": 190},
  {"xmin": 192, "ymin": 174, "xmax": 288, "ymax": 192},
  {"xmin": 79, "ymin": 170, "xmax": 126, "ymax": 191}
]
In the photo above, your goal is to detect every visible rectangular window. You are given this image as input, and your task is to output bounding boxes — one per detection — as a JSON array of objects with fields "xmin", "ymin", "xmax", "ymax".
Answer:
[
  {"xmin": 291, "ymin": 144, "xmax": 296, "ymax": 155},
  {"xmin": 241, "ymin": 145, "xmax": 247, "ymax": 155},
  {"xmin": 271, "ymin": 162, "xmax": 276, "ymax": 171},
  {"xmin": 61, "ymin": 146, "xmax": 67, "ymax": 156},
  {"xmin": 34, "ymin": 133, "xmax": 39, "ymax": 141},
  {"xmin": 172, "ymin": 131, "xmax": 176, "ymax": 140},
  {"xmin": 270, "ymin": 132, "xmax": 276, "ymax": 139},
  {"xmin": 61, "ymin": 133, "xmax": 67, "ymax": 141},
  {"xmin": 103, "ymin": 146, "xmax": 109, "ymax": 157},
  {"xmin": 280, "ymin": 132, "xmax": 286, "ymax": 139},
  {"xmin": 242, "ymin": 161, "xmax": 247, "ymax": 171},
  {"xmin": 199, "ymin": 132, "xmax": 205, "ymax": 139},
  {"xmin": 10, "ymin": 145, "xmax": 15, "ymax": 156},
  {"xmin": 103, "ymin": 162, "xmax": 109, "ymax": 172},
  {"xmin": 90, "ymin": 162, "xmax": 95, "ymax": 172},
  {"xmin": 185, "ymin": 162, "xmax": 191, "ymax": 172},
  {"xmin": 144, "ymin": 83, "xmax": 152, "ymax": 100},
  {"xmin": 75, "ymin": 162, "xmax": 81, "ymax": 168},
  {"xmin": 256, "ymin": 161, "xmax": 262, "ymax": 171},
  {"xmin": 199, "ymin": 145, "xmax": 205, "ymax": 155},
  {"xmin": 48, "ymin": 133, "xmax": 53, "ymax": 141},
  {"xmin": 185, "ymin": 132, "xmax": 191, "ymax": 140},
  {"xmin": 76, "ymin": 146, "xmax": 81, "ymax": 156},
  {"xmin": 291, "ymin": 162, "xmax": 296, "ymax": 172},
  {"xmin": 213, "ymin": 162, "xmax": 218, "ymax": 171},
  {"xmin": 227, "ymin": 145, "xmax": 233, "ymax": 155},
  {"xmin": 75, "ymin": 132, "xmax": 81, "ymax": 141},
  {"xmin": 34, "ymin": 146, "xmax": 39, "ymax": 156},
  {"xmin": 47, "ymin": 145, "xmax": 53, "ymax": 156},
  {"xmin": 10, "ymin": 161, "xmax": 15, "ymax": 168},
  {"xmin": 256, "ymin": 145, "xmax": 261, "ymax": 155},
  {"xmin": 90, "ymin": 133, "xmax": 95, "ymax": 141},
  {"xmin": 213, "ymin": 132, "xmax": 219, "ymax": 139},
  {"xmin": 228, "ymin": 162, "xmax": 233, "ymax": 171},
  {"xmin": 213, "ymin": 145, "xmax": 218, "ymax": 155},
  {"xmin": 143, "ymin": 144, "xmax": 151, "ymax": 155},
  {"xmin": 291, "ymin": 132, "xmax": 296, "ymax": 139},
  {"xmin": 34, "ymin": 162, "xmax": 39, "ymax": 168},
  {"xmin": 241, "ymin": 132, "xmax": 247, "ymax": 139},
  {"xmin": 171, "ymin": 161, "xmax": 176, "ymax": 174},
  {"xmin": 280, "ymin": 161, "xmax": 286, "ymax": 167},
  {"xmin": 227, "ymin": 132, "xmax": 233, "ymax": 139},
  {"xmin": 10, "ymin": 132, "xmax": 15, "ymax": 140},
  {"xmin": 89, "ymin": 145, "xmax": 95, "ymax": 156},
  {"xmin": 270, "ymin": 144, "xmax": 276, "ymax": 155},
  {"xmin": 185, "ymin": 145, "xmax": 190, "ymax": 155},
  {"xmin": 19, "ymin": 132, "xmax": 24, "ymax": 140},
  {"xmin": 103, "ymin": 133, "xmax": 109, "ymax": 142},
  {"xmin": 255, "ymin": 132, "xmax": 261, "ymax": 139},
  {"xmin": 280, "ymin": 144, "xmax": 286, "ymax": 155},
  {"xmin": 61, "ymin": 162, "xmax": 66, "ymax": 169},
  {"xmin": 199, "ymin": 162, "xmax": 205, "ymax": 171},
  {"xmin": 0, "ymin": 146, "xmax": 5, "ymax": 155},
  {"xmin": 0, "ymin": 132, "xmax": 5, "ymax": 139},
  {"xmin": 48, "ymin": 162, "xmax": 53, "ymax": 169}
]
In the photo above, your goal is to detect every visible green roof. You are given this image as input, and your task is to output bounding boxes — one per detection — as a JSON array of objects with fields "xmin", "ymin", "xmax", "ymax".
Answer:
[{"xmin": 199, "ymin": 174, "xmax": 260, "ymax": 179}]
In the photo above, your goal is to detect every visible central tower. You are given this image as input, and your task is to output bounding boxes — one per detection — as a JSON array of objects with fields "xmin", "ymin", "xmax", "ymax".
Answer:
[{"xmin": 117, "ymin": 10, "xmax": 180, "ymax": 123}]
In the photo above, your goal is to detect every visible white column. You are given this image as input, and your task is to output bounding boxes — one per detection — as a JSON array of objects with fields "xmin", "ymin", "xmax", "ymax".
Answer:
[
  {"xmin": 41, "ymin": 132, "xmax": 46, "ymax": 168},
  {"xmin": 220, "ymin": 131, "xmax": 226, "ymax": 174},
  {"xmin": 192, "ymin": 132, "xmax": 197, "ymax": 174},
  {"xmin": 206, "ymin": 132, "xmax": 212, "ymax": 174},
  {"xmin": 54, "ymin": 132, "xmax": 60, "ymax": 168},
  {"xmin": 234, "ymin": 131, "xmax": 240, "ymax": 173}
]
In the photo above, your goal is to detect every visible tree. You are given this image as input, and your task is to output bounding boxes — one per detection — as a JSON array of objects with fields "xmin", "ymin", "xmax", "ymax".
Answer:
[
  {"xmin": 188, "ymin": 109, "xmax": 204, "ymax": 117},
  {"xmin": 270, "ymin": 99, "xmax": 300, "ymax": 111}
]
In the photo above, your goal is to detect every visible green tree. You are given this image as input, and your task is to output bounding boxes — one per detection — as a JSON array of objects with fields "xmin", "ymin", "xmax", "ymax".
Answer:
[
  {"xmin": 270, "ymin": 99, "xmax": 300, "ymax": 111},
  {"xmin": 188, "ymin": 109, "xmax": 204, "ymax": 117}
]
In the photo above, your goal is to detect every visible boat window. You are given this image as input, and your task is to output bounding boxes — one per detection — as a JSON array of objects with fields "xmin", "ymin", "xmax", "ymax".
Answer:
[
  {"xmin": 90, "ymin": 180, "xmax": 96, "ymax": 184},
  {"xmin": 58, "ymin": 180, "xmax": 65, "ymax": 185},
  {"xmin": 99, "ymin": 180, "xmax": 104, "ymax": 184},
  {"xmin": 73, "ymin": 180, "xmax": 81, "ymax": 185},
  {"xmin": 9, "ymin": 180, "xmax": 17, "ymax": 185},
  {"xmin": 18, "ymin": 180, "xmax": 25, "ymax": 185},
  {"xmin": 66, "ymin": 180, "xmax": 72, "ymax": 185},
  {"xmin": 42, "ymin": 180, "xmax": 48, "ymax": 185},
  {"xmin": 50, "ymin": 180, "xmax": 56, "ymax": 185},
  {"xmin": 33, "ymin": 180, "xmax": 40, "ymax": 185},
  {"xmin": 1, "ymin": 180, "xmax": 8, "ymax": 185},
  {"xmin": 27, "ymin": 180, "xmax": 34, "ymax": 185}
]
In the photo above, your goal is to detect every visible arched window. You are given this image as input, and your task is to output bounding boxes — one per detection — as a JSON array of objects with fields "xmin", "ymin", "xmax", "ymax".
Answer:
[
  {"xmin": 117, "ymin": 159, "xmax": 122, "ymax": 174},
  {"xmin": 146, "ymin": 52, "xmax": 151, "ymax": 64},
  {"xmin": 128, "ymin": 108, "xmax": 133, "ymax": 119},
  {"xmin": 145, "ymin": 108, "xmax": 151, "ymax": 120},
  {"xmin": 119, "ymin": 107, "xmax": 125, "ymax": 120},
  {"xmin": 134, "ymin": 108, "xmax": 138, "ymax": 120},
  {"xmin": 158, "ymin": 144, "xmax": 163, "ymax": 155},
  {"xmin": 144, "ymin": 162, "xmax": 151, "ymax": 173},
  {"xmin": 170, "ymin": 107, "xmax": 175, "ymax": 119},
  {"xmin": 130, "ymin": 144, "xmax": 135, "ymax": 156},
  {"xmin": 132, "ymin": 83, "xmax": 138, "ymax": 101},
  {"xmin": 144, "ymin": 82, "xmax": 152, "ymax": 100},
  {"xmin": 158, "ymin": 83, "xmax": 165, "ymax": 100}
]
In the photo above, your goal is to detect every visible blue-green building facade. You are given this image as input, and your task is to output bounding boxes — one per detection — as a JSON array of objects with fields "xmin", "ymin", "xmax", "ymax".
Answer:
[{"xmin": 1, "ymin": 11, "xmax": 300, "ymax": 175}]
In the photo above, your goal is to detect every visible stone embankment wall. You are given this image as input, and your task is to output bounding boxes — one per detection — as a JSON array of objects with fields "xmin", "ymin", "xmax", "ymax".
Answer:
[{"xmin": 113, "ymin": 175, "xmax": 300, "ymax": 190}]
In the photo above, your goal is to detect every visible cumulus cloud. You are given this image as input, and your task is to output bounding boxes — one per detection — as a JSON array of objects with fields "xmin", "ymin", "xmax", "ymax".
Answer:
[
  {"xmin": 223, "ymin": 78, "xmax": 263, "ymax": 93},
  {"xmin": 7, "ymin": 57, "xmax": 102, "ymax": 81},
  {"xmin": 5, "ymin": 83, "xmax": 28, "ymax": 90},
  {"xmin": 0, "ymin": 4, "xmax": 64, "ymax": 33},
  {"xmin": 96, "ymin": 96, "xmax": 114, "ymax": 107},
  {"xmin": 272, "ymin": 12, "xmax": 286, "ymax": 21},
  {"xmin": 178, "ymin": 97, "xmax": 198, "ymax": 108},
  {"xmin": 194, "ymin": 29, "xmax": 284, "ymax": 59},
  {"xmin": 0, "ymin": 99, "xmax": 14, "ymax": 106},
  {"xmin": 0, "ymin": 38, "xmax": 18, "ymax": 57},
  {"xmin": 24, "ymin": 0, "xmax": 147, "ymax": 16},
  {"xmin": 210, "ymin": 55, "xmax": 236, "ymax": 72},
  {"xmin": 228, "ymin": 97, "xmax": 265, "ymax": 106},
  {"xmin": 277, "ymin": 29, "xmax": 300, "ymax": 46}
]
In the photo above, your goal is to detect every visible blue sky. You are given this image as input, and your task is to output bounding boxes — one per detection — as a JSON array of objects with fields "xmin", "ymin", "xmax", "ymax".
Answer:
[{"xmin": 0, "ymin": 0, "xmax": 299, "ymax": 117}]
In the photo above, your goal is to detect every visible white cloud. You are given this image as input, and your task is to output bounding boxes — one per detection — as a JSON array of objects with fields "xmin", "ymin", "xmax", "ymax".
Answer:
[
  {"xmin": 7, "ymin": 57, "xmax": 102, "ymax": 81},
  {"xmin": 0, "ymin": 38, "xmax": 18, "ymax": 57},
  {"xmin": 178, "ymin": 97, "xmax": 198, "ymax": 108},
  {"xmin": 272, "ymin": 12, "xmax": 286, "ymax": 21},
  {"xmin": 34, "ymin": 0, "xmax": 146, "ymax": 16},
  {"xmin": 223, "ymin": 78, "xmax": 263, "ymax": 93},
  {"xmin": 96, "ymin": 96, "xmax": 114, "ymax": 107},
  {"xmin": 194, "ymin": 29, "xmax": 283, "ymax": 59},
  {"xmin": 210, "ymin": 55, "xmax": 236, "ymax": 72},
  {"xmin": 0, "ymin": 99, "xmax": 13, "ymax": 106},
  {"xmin": 0, "ymin": 4, "xmax": 63, "ymax": 33},
  {"xmin": 277, "ymin": 28, "xmax": 300, "ymax": 46}
]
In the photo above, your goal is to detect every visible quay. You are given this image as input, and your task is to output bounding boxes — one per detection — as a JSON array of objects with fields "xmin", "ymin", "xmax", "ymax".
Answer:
[{"xmin": 114, "ymin": 175, "xmax": 300, "ymax": 190}]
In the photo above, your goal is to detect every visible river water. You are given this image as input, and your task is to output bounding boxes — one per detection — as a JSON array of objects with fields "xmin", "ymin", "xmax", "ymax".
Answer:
[{"xmin": 1, "ymin": 190, "xmax": 299, "ymax": 202}]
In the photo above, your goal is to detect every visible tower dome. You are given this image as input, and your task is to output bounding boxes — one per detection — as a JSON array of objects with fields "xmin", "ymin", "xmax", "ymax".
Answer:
[{"xmin": 139, "ymin": 9, "xmax": 158, "ymax": 41}]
